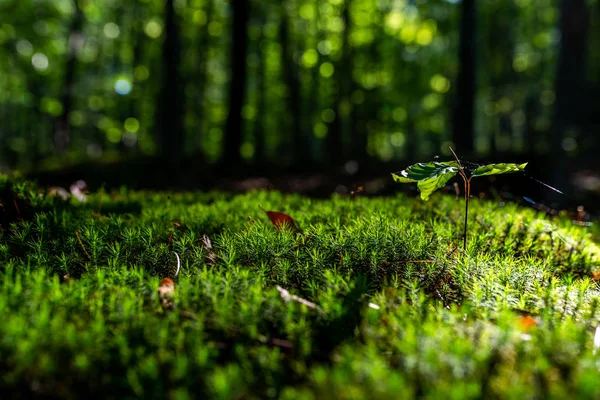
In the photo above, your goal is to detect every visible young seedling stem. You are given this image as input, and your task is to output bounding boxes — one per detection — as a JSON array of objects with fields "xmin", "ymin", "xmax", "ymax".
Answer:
[{"xmin": 392, "ymin": 148, "xmax": 527, "ymax": 252}]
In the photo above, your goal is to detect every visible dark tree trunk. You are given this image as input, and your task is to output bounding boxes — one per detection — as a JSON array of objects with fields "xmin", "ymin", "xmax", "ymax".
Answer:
[
  {"xmin": 253, "ymin": 14, "xmax": 267, "ymax": 163},
  {"xmin": 326, "ymin": 0, "xmax": 351, "ymax": 165},
  {"xmin": 279, "ymin": 0, "xmax": 308, "ymax": 165},
  {"xmin": 551, "ymin": 0, "xmax": 589, "ymax": 202},
  {"xmin": 55, "ymin": 0, "xmax": 83, "ymax": 153},
  {"xmin": 223, "ymin": 0, "xmax": 250, "ymax": 165},
  {"xmin": 156, "ymin": 0, "xmax": 184, "ymax": 162},
  {"xmin": 194, "ymin": 0, "xmax": 214, "ymax": 154},
  {"xmin": 452, "ymin": 0, "xmax": 476, "ymax": 155}
]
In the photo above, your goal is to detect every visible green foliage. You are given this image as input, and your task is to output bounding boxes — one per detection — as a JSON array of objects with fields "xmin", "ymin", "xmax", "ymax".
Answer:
[
  {"xmin": 471, "ymin": 163, "xmax": 529, "ymax": 178},
  {"xmin": 392, "ymin": 161, "xmax": 460, "ymax": 200},
  {"xmin": 393, "ymin": 156, "xmax": 528, "ymax": 248},
  {"xmin": 1, "ymin": 175, "xmax": 600, "ymax": 397}
]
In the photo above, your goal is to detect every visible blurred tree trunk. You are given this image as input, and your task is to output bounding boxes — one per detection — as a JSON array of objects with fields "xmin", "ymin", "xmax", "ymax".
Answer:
[
  {"xmin": 452, "ymin": 0, "xmax": 476, "ymax": 155},
  {"xmin": 55, "ymin": 0, "xmax": 83, "ymax": 153},
  {"xmin": 551, "ymin": 0, "xmax": 589, "ymax": 202},
  {"xmin": 195, "ymin": 0, "xmax": 213, "ymax": 154},
  {"xmin": 253, "ymin": 13, "xmax": 267, "ymax": 163},
  {"xmin": 156, "ymin": 0, "xmax": 183, "ymax": 162},
  {"xmin": 279, "ymin": 0, "xmax": 308, "ymax": 165},
  {"xmin": 223, "ymin": 0, "xmax": 249, "ymax": 165},
  {"xmin": 327, "ymin": 0, "xmax": 351, "ymax": 165}
]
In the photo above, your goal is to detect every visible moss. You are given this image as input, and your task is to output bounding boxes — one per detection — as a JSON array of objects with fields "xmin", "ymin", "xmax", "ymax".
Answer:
[{"xmin": 1, "ymin": 174, "xmax": 600, "ymax": 397}]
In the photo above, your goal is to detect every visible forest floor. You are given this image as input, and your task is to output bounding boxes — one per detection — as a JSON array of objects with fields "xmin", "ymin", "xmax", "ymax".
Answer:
[{"xmin": 2, "ymin": 175, "xmax": 600, "ymax": 398}]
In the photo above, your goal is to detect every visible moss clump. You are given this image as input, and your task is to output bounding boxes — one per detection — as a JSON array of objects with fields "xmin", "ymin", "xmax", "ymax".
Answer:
[{"xmin": 1, "ymin": 175, "xmax": 600, "ymax": 398}]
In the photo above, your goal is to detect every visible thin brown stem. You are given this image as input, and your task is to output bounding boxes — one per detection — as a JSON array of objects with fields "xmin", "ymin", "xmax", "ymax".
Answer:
[
  {"xmin": 464, "ymin": 179, "xmax": 471, "ymax": 250},
  {"xmin": 76, "ymin": 230, "xmax": 91, "ymax": 261}
]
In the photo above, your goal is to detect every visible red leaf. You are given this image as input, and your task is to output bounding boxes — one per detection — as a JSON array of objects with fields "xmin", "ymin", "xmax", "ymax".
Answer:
[{"xmin": 259, "ymin": 205, "xmax": 298, "ymax": 231}]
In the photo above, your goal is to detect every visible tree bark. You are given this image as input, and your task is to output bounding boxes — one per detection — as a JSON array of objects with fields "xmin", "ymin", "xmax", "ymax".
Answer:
[
  {"xmin": 279, "ymin": 0, "xmax": 308, "ymax": 165},
  {"xmin": 223, "ymin": 0, "xmax": 250, "ymax": 165},
  {"xmin": 551, "ymin": 0, "xmax": 589, "ymax": 202},
  {"xmin": 156, "ymin": 0, "xmax": 184, "ymax": 162},
  {"xmin": 326, "ymin": 0, "xmax": 351, "ymax": 165},
  {"xmin": 55, "ymin": 0, "xmax": 83, "ymax": 153},
  {"xmin": 452, "ymin": 0, "xmax": 476, "ymax": 155}
]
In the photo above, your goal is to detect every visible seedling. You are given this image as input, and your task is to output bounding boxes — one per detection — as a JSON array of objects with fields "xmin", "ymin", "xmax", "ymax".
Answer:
[{"xmin": 392, "ymin": 148, "xmax": 527, "ymax": 250}]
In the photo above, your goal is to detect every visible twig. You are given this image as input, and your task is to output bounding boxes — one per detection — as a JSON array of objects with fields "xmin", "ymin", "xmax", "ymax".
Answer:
[
  {"xmin": 76, "ymin": 230, "xmax": 91, "ymax": 261},
  {"xmin": 276, "ymin": 285, "xmax": 319, "ymax": 310},
  {"xmin": 173, "ymin": 251, "xmax": 181, "ymax": 277}
]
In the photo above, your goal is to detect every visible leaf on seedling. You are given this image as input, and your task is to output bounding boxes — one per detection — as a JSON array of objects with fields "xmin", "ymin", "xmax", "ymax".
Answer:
[
  {"xmin": 201, "ymin": 234, "xmax": 217, "ymax": 266},
  {"xmin": 471, "ymin": 163, "xmax": 528, "ymax": 178},
  {"xmin": 259, "ymin": 205, "xmax": 299, "ymax": 232},
  {"xmin": 276, "ymin": 285, "xmax": 319, "ymax": 310},
  {"xmin": 392, "ymin": 161, "xmax": 460, "ymax": 200},
  {"xmin": 158, "ymin": 277, "xmax": 175, "ymax": 310}
]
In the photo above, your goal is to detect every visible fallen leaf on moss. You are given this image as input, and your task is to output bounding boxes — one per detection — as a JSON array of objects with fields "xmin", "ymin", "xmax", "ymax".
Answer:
[
  {"xmin": 259, "ymin": 205, "xmax": 299, "ymax": 232},
  {"xmin": 158, "ymin": 277, "xmax": 175, "ymax": 310},
  {"xmin": 517, "ymin": 315, "xmax": 539, "ymax": 332}
]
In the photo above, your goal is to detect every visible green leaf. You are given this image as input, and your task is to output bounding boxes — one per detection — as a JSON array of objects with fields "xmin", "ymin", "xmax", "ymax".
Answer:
[
  {"xmin": 392, "ymin": 161, "xmax": 460, "ymax": 200},
  {"xmin": 471, "ymin": 163, "xmax": 527, "ymax": 178}
]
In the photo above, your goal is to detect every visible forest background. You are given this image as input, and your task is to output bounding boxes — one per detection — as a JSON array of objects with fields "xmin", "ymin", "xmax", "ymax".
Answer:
[{"xmin": 0, "ymin": 0, "xmax": 597, "ymax": 201}]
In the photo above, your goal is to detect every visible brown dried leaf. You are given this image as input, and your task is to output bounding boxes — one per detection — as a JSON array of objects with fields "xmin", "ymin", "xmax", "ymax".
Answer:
[
  {"xmin": 259, "ymin": 205, "xmax": 299, "ymax": 232},
  {"xmin": 517, "ymin": 315, "xmax": 539, "ymax": 332},
  {"xmin": 158, "ymin": 277, "xmax": 175, "ymax": 309}
]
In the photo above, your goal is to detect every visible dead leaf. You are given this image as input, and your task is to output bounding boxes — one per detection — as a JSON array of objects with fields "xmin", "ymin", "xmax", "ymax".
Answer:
[
  {"xmin": 517, "ymin": 315, "xmax": 539, "ymax": 332},
  {"xmin": 259, "ymin": 205, "xmax": 299, "ymax": 232},
  {"xmin": 592, "ymin": 270, "xmax": 600, "ymax": 281},
  {"xmin": 158, "ymin": 277, "xmax": 175, "ymax": 310}
]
